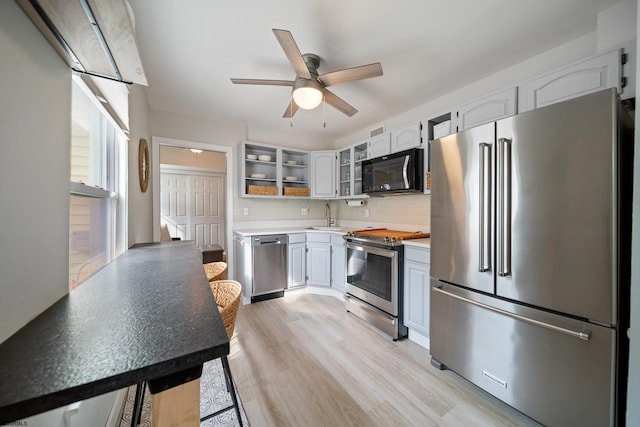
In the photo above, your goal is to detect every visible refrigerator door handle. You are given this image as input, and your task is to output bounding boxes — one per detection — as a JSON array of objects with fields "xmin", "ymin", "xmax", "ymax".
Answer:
[
  {"xmin": 497, "ymin": 138, "xmax": 512, "ymax": 277},
  {"xmin": 432, "ymin": 285, "xmax": 592, "ymax": 341},
  {"xmin": 478, "ymin": 143, "xmax": 491, "ymax": 272}
]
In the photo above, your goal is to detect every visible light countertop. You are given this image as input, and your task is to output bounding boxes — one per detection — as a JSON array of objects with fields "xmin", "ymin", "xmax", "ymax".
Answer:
[
  {"xmin": 401, "ymin": 237, "xmax": 431, "ymax": 248},
  {"xmin": 234, "ymin": 227, "xmax": 430, "ymax": 248},
  {"xmin": 234, "ymin": 227, "xmax": 351, "ymax": 237}
]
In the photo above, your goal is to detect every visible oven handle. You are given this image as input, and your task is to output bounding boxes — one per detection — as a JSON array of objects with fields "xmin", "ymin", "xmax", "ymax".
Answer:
[{"xmin": 345, "ymin": 241, "xmax": 399, "ymax": 259}]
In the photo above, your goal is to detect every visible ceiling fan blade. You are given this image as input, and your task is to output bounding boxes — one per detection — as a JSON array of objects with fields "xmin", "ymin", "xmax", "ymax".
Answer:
[
  {"xmin": 230, "ymin": 78, "xmax": 294, "ymax": 86},
  {"xmin": 323, "ymin": 89, "xmax": 358, "ymax": 117},
  {"xmin": 272, "ymin": 29, "xmax": 311, "ymax": 79},
  {"xmin": 318, "ymin": 63, "xmax": 383, "ymax": 87},
  {"xmin": 283, "ymin": 99, "xmax": 300, "ymax": 118}
]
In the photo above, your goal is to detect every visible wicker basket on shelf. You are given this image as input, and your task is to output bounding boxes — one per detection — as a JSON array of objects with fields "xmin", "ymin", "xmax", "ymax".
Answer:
[
  {"xmin": 247, "ymin": 184, "xmax": 278, "ymax": 195},
  {"xmin": 283, "ymin": 187, "xmax": 310, "ymax": 197},
  {"xmin": 209, "ymin": 280, "xmax": 242, "ymax": 339}
]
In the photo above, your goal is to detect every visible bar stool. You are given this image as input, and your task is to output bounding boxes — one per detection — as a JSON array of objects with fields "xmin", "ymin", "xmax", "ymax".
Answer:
[
  {"xmin": 131, "ymin": 279, "xmax": 243, "ymax": 427},
  {"xmin": 204, "ymin": 261, "xmax": 228, "ymax": 282},
  {"xmin": 201, "ymin": 280, "xmax": 244, "ymax": 426}
]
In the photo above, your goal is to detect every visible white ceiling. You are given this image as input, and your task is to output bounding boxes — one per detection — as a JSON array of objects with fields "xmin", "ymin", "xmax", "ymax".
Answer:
[{"xmin": 129, "ymin": 0, "xmax": 622, "ymax": 140}]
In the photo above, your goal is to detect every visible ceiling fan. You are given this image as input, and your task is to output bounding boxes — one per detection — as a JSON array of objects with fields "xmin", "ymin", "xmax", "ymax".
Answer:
[{"xmin": 231, "ymin": 29, "xmax": 383, "ymax": 118}]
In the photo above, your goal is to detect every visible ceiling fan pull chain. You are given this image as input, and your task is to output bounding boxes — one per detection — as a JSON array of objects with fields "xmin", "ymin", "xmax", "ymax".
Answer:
[
  {"xmin": 323, "ymin": 94, "xmax": 326, "ymax": 128},
  {"xmin": 290, "ymin": 94, "xmax": 294, "ymax": 127}
]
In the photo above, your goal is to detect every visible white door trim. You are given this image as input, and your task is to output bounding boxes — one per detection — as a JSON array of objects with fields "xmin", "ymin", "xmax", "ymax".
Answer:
[{"xmin": 152, "ymin": 136, "xmax": 234, "ymax": 277}]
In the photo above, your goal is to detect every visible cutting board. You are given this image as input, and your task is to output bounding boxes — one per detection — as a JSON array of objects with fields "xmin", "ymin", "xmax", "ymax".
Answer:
[{"xmin": 352, "ymin": 228, "xmax": 430, "ymax": 240}]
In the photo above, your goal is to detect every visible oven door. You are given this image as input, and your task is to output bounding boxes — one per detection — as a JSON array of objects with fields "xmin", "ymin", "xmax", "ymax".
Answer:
[{"xmin": 345, "ymin": 241, "xmax": 399, "ymax": 316}]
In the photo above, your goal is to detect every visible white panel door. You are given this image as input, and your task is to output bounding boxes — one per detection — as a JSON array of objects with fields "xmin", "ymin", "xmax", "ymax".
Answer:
[
  {"xmin": 161, "ymin": 173, "xmax": 189, "ymax": 239},
  {"xmin": 161, "ymin": 169, "xmax": 225, "ymax": 248},
  {"xmin": 190, "ymin": 175, "xmax": 224, "ymax": 247}
]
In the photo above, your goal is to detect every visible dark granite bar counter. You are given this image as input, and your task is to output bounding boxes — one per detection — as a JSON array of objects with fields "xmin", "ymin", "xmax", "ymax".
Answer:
[{"xmin": 0, "ymin": 241, "xmax": 228, "ymax": 424}]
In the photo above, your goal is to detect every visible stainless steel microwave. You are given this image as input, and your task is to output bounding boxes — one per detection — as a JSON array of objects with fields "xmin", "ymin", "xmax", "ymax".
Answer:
[{"xmin": 362, "ymin": 148, "xmax": 424, "ymax": 195}]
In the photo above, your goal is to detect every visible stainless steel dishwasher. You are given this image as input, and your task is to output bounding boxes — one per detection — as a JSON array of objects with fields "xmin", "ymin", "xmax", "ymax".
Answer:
[{"xmin": 251, "ymin": 234, "xmax": 288, "ymax": 303}]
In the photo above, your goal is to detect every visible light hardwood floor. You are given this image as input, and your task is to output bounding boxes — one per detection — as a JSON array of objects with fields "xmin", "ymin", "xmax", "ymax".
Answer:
[{"xmin": 228, "ymin": 292, "xmax": 542, "ymax": 427}]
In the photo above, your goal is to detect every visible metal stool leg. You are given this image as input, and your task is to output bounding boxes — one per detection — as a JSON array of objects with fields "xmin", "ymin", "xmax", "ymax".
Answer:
[
  {"xmin": 130, "ymin": 381, "xmax": 146, "ymax": 427},
  {"xmin": 221, "ymin": 356, "xmax": 244, "ymax": 427},
  {"xmin": 200, "ymin": 356, "xmax": 243, "ymax": 427}
]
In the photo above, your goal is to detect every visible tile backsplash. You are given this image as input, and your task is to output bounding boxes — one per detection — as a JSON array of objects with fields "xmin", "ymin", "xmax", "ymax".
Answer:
[{"xmin": 234, "ymin": 194, "xmax": 430, "ymax": 231}]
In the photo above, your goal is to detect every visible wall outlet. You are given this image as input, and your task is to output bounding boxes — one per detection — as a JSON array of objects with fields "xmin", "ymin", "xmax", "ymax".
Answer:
[
  {"xmin": 364, "ymin": 208, "xmax": 370, "ymax": 217},
  {"xmin": 243, "ymin": 207, "xmax": 249, "ymax": 216},
  {"xmin": 301, "ymin": 207, "xmax": 308, "ymax": 216}
]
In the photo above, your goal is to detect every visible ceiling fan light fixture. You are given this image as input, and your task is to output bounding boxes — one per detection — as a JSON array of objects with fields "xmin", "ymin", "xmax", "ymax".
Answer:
[{"xmin": 292, "ymin": 79, "xmax": 323, "ymax": 109}]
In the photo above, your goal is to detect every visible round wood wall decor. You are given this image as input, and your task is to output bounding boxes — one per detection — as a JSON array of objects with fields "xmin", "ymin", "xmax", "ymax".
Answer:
[{"xmin": 138, "ymin": 138, "xmax": 150, "ymax": 192}]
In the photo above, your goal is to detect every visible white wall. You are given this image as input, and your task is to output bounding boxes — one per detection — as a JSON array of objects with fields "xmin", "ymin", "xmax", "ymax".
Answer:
[
  {"xmin": 0, "ymin": 2, "xmax": 71, "ymax": 343},
  {"xmin": 160, "ymin": 145, "xmax": 226, "ymax": 170},
  {"xmin": 127, "ymin": 84, "xmax": 153, "ymax": 246}
]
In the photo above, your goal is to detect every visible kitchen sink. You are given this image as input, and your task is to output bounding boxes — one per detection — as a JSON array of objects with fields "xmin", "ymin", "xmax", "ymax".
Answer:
[{"xmin": 310, "ymin": 226, "xmax": 342, "ymax": 231}]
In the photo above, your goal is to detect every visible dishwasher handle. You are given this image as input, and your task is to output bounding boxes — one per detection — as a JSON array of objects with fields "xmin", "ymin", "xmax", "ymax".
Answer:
[{"xmin": 252, "ymin": 235, "xmax": 288, "ymax": 246}]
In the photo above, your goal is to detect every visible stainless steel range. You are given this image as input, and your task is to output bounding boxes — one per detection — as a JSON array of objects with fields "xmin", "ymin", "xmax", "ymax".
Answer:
[{"xmin": 343, "ymin": 228, "xmax": 430, "ymax": 340}]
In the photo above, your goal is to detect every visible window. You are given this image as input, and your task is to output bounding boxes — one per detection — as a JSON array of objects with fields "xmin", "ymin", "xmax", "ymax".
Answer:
[{"xmin": 69, "ymin": 77, "xmax": 127, "ymax": 290}]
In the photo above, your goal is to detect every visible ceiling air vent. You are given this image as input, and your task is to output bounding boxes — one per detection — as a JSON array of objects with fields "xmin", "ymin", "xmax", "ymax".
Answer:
[{"xmin": 369, "ymin": 125, "xmax": 385, "ymax": 137}]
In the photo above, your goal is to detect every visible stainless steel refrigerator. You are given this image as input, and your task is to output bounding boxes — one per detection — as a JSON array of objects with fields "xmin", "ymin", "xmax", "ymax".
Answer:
[{"xmin": 429, "ymin": 88, "xmax": 633, "ymax": 427}]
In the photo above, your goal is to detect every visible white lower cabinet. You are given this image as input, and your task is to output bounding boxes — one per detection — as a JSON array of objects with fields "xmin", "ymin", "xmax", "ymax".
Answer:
[
  {"xmin": 288, "ymin": 233, "xmax": 306, "ymax": 288},
  {"xmin": 330, "ymin": 234, "xmax": 345, "ymax": 293},
  {"xmin": 403, "ymin": 245, "xmax": 431, "ymax": 337},
  {"xmin": 306, "ymin": 233, "xmax": 331, "ymax": 287}
]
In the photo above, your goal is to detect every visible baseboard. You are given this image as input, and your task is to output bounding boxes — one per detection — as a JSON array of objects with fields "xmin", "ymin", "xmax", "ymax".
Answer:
[{"xmin": 407, "ymin": 329, "xmax": 430, "ymax": 350}]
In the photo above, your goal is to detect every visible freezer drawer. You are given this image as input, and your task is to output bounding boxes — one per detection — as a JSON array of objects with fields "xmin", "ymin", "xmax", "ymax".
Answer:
[{"xmin": 430, "ymin": 281, "xmax": 617, "ymax": 427}]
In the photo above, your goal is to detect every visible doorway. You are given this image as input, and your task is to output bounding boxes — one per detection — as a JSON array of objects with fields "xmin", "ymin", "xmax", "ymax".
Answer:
[
  {"xmin": 160, "ymin": 165, "xmax": 225, "ymax": 247},
  {"xmin": 151, "ymin": 137, "xmax": 234, "ymax": 273}
]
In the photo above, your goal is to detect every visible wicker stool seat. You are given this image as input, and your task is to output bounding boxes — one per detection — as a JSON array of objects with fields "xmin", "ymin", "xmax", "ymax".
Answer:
[
  {"xmin": 209, "ymin": 280, "xmax": 242, "ymax": 339},
  {"xmin": 203, "ymin": 261, "xmax": 227, "ymax": 282}
]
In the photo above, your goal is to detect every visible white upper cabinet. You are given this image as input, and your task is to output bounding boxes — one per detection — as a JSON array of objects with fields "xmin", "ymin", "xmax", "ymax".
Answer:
[
  {"xmin": 523, "ymin": 49, "xmax": 622, "ymax": 111},
  {"xmin": 391, "ymin": 122, "xmax": 422, "ymax": 153},
  {"xmin": 310, "ymin": 151, "xmax": 337, "ymax": 199},
  {"xmin": 368, "ymin": 133, "xmax": 391, "ymax": 159},
  {"xmin": 454, "ymin": 87, "xmax": 518, "ymax": 132}
]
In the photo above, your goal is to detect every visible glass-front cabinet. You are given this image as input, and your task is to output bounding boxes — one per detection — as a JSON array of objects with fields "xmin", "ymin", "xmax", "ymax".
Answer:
[
  {"xmin": 353, "ymin": 142, "xmax": 367, "ymax": 196},
  {"xmin": 338, "ymin": 148, "xmax": 352, "ymax": 197},
  {"xmin": 338, "ymin": 142, "xmax": 368, "ymax": 198}
]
